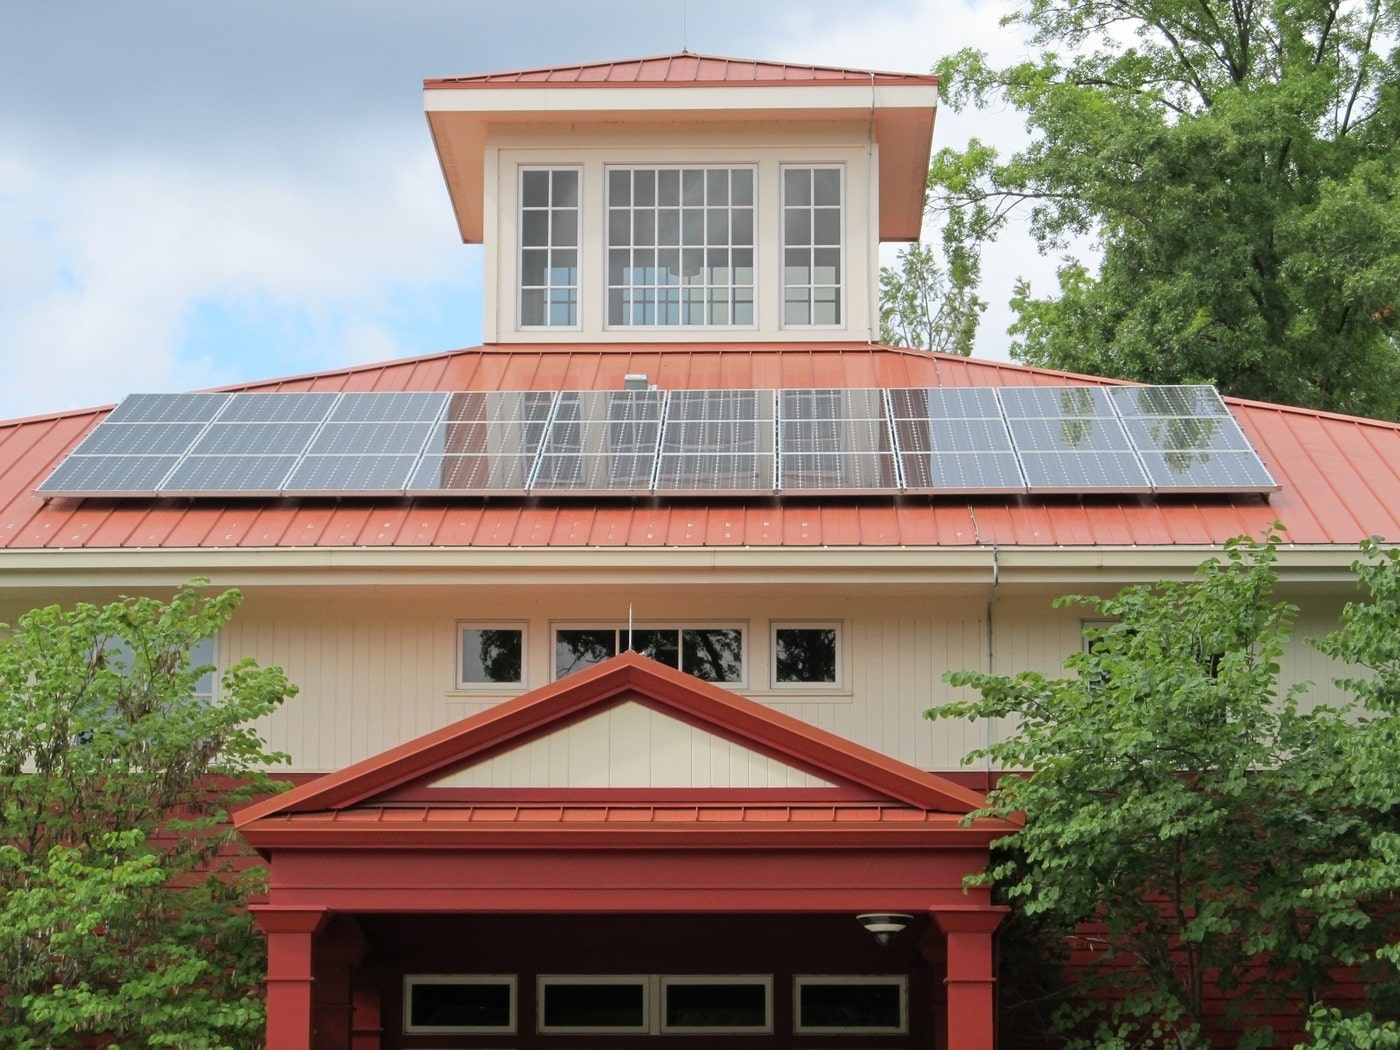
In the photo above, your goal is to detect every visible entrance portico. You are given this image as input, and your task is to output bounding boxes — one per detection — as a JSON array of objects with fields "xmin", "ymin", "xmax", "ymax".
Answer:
[{"xmin": 236, "ymin": 653, "xmax": 1015, "ymax": 1049}]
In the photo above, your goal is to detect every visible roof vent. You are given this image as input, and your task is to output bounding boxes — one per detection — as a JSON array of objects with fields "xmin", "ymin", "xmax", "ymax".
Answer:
[{"xmin": 623, "ymin": 373, "xmax": 650, "ymax": 391}]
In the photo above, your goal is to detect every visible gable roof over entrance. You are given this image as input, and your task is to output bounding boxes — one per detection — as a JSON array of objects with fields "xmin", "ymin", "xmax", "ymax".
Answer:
[{"xmin": 236, "ymin": 651, "xmax": 1017, "ymax": 852}]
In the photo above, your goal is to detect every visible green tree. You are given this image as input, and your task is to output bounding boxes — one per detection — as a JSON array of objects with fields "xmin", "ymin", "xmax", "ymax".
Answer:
[
  {"xmin": 0, "ymin": 583, "xmax": 295, "ymax": 1049},
  {"xmin": 1304, "ymin": 539, "xmax": 1400, "ymax": 1046},
  {"xmin": 927, "ymin": 533, "xmax": 1400, "ymax": 1048},
  {"xmin": 931, "ymin": 0, "xmax": 1400, "ymax": 418},
  {"xmin": 878, "ymin": 240, "xmax": 986, "ymax": 354}
]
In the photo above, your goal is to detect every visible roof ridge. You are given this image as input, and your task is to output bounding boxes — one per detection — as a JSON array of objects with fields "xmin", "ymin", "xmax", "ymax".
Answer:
[{"xmin": 424, "ymin": 51, "xmax": 936, "ymax": 86}]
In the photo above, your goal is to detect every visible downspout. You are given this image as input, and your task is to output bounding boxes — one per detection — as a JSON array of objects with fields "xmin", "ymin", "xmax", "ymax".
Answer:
[
  {"xmin": 866, "ymin": 71, "xmax": 877, "ymax": 344},
  {"xmin": 970, "ymin": 507, "xmax": 998, "ymax": 794},
  {"xmin": 986, "ymin": 539, "xmax": 998, "ymax": 793}
]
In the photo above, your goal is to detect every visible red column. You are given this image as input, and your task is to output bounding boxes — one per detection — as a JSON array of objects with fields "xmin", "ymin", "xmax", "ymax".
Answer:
[
  {"xmin": 253, "ymin": 905, "xmax": 330, "ymax": 1050},
  {"xmin": 932, "ymin": 906, "xmax": 1006, "ymax": 1050}
]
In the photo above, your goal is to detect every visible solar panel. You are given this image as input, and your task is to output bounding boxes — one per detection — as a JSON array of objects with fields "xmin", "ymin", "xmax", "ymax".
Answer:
[
  {"xmin": 778, "ymin": 389, "xmax": 897, "ymax": 492},
  {"xmin": 655, "ymin": 390, "xmax": 775, "ymax": 494},
  {"xmin": 888, "ymin": 388, "xmax": 1025, "ymax": 493},
  {"xmin": 191, "ymin": 422, "xmax": 323, "ymax": 456},
  {"xmin": 102, "ymin": 393, "xmax": 230, "ymax": 424},
  {"xmin": 213, "ymin": 392, "xmax": 339, "ymax": 423},
  {"xmin": 1109, "ymin": 385, "xmax": 1230, "ymax": 418},
  {"xmin": 283, "ymin": 454, "xmax": 421, "ymax": 494},
  {"xmin": 37, "ymin": 454, "xmax": 183, "ymax": 497},
  {"xmin": 531, "ymin": 390, "xmax": 665, "ymax": 493},
  {"xmin": 162, "ymin": 455, "xmax": 300, "ymax": 496},
  {"xmin": 33, "ymin": 385, "xmax": 1277, "ymax": 500},
  {"xmin": 410, "ymin": 391, "xmax": 556, "ymax": 495},
  {"xmin": 328, "ymin": 391, "xmax": 449, "ymax": 423},
  {"xmin": 999, "ymin": 386, "xmax": 1116, "ymax": 419},
  {"xmin": 72, "ymin": 422, "xmax": 209, "ymax": 457},
  {"xmin": 1110, "ymin": 385, "xmax": 1276, "ymax": 492}
]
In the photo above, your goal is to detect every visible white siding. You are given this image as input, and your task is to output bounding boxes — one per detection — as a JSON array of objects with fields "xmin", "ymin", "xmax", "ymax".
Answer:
[
  {"xmin": 436, "ymin": 701, "xmax": 831, "ymax": 789},
  {"xmin": 147, "ymin": 585, "xmax": 1363, "ymax": 775}
]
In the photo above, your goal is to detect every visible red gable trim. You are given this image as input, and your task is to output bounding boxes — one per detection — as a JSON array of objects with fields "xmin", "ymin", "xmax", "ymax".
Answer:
[
  {"xmin": 425, "ymin": 51, "xmax": 938, "ymax": 89},
  {"xmin": 234, "ymin": 652, "xmax": 1003, "ymax": 827}
]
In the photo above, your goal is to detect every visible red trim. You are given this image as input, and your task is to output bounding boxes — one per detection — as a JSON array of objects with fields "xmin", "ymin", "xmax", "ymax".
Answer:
[
  {"xmin": 375, "ymin": 786, "xmax": 887, "ymax": 803},
  {"xmin": 261, "ymin": 847, "xmax": 995, "ymax": 913}
]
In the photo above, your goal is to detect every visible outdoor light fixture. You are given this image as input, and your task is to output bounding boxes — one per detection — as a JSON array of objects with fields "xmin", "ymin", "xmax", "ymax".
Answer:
[{"xmin": 856, "ymin": 913, "xmax": 913, "ymax": 946}]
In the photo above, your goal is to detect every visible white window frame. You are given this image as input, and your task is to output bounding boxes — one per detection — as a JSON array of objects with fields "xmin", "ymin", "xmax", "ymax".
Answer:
[
  {"xmin": 551, "ymin": 621, "xmax": 748, "ymax": 687},
  {"xmin": 403, "ymin": 974, "xmax": 517, "ymax": 1035},
  {"xmin": 537, "ymin": 974, "xmax": 652, "ymax": 1034},
  {"xmin": 660, "ymin": 975, "xmax": 773, "ymax": 1034},
  {"xmin": 793, "ymin": 975, "xmax": 908, "ymax": 1035},
  {"xmin": 518, "ymin": 165, "xmax": 582, "ymax": 330},
  {"xmin": 770, "ymin": 621, "xmax": 843, "ymax": 690},
  {"xmin": 603, "ymin": 164, "xmax": 758, "ymax": 331},
  {"xmin": 455, "ymin": 622, "xmax": 528, "ymax": 691},
  {"xmin": 780, "ymin": 164, "xmax": 845, "ymax": 330}
]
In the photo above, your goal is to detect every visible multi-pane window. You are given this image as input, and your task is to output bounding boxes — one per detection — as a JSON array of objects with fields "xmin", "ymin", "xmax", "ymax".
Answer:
[
  {"xmin": 782, "ymin": 166, "xmax": 843, "ymax": 326},
  {"xmin": 520, "ymin": 168, "xmax": 580, "ymax": 327},
  {"xmin": 607, "ymin": 167, "xmax": 755, "ymax": 327},
  {"xmin": 554, "ymin": 624, "xmax": 744, "ymax": 683}
]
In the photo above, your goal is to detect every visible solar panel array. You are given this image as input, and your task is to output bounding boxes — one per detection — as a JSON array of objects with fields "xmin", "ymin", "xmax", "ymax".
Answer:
[{"xmin": 36, "ymin": 385, "xmax": 1278, "ymax": 499}]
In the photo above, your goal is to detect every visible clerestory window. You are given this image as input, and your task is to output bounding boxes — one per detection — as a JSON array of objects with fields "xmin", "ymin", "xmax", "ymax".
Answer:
[
  {"xmin": 519, "ymin": 168, "xmax": 580, "ymax": 327},
  {"xmin": 553, "ymin": 623, "xmax": 745, "ymax": 684},
  {"xmin": 606, "ymin": 167, "xmax": 755, "ymax": 327},
  {"xmin": 781, "ymin": 165, "xmax": 844, "ymax": 326}
]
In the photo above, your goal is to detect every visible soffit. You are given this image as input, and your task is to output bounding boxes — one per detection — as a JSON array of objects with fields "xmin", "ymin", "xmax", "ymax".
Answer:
[{"xmin": 424, "ymin": 52, "xmax": 938, "ymax": 242}]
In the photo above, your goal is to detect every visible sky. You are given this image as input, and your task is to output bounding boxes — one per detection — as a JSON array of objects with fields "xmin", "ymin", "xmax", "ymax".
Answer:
[{"xmin": 0, "ymin": 0, "xmax": 1071, "ymax": 421}]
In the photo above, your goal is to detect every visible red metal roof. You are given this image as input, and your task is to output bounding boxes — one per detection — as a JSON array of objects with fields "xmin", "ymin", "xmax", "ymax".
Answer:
[
  {"xmin": 425, "ymin": 51, "xmax": 937, "ymax": 89},
  {"xmin": 5, "ymin": 342, "xmax": 1400, "ymax": 551}
]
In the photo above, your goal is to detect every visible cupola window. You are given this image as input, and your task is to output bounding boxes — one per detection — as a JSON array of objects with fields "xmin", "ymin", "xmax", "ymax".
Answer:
[{"xmin": 606, "ymin": 166, "xmax": 755, "ymax": 327}]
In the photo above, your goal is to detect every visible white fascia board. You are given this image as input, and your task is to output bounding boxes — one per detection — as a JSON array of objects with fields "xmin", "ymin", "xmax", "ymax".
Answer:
[
  {"xmin": 424, "ymin": 83, "xmax": 939, "ymax": 115},
  {"xmin": 0, "ymin": 544, "xmax": 1369, "ymax": 591}
]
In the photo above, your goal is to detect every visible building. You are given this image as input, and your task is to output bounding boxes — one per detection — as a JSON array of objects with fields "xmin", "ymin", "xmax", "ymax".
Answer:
[{"xmin": 4, "ymin": 51, "xmax": 1400, "ymax": 1050}]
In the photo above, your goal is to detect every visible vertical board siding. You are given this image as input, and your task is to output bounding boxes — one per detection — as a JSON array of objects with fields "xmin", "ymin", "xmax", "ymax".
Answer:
[
  {"xmin": 225, "ymin": 590, "xmax": 1357, "ymax": 775},
  {"xmin": 435, "ymin": 703, "xmax": 831, "ymax": 788}
]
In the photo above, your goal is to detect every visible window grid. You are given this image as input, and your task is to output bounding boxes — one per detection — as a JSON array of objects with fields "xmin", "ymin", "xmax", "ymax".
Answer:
[
  {"xmin": 553, "ymin": 622, "xmax": 746, "ymax": 685},
  {"xmin": 782, "ymin": 166, "xmax": 844, "ymax": 327},
  {"xmin": 607, "ymin": 167, "xmax": 755, "ymax": 327},
  {"xmin": 519, "ymin": 168, "xmax": 580, "ymax": 327}
]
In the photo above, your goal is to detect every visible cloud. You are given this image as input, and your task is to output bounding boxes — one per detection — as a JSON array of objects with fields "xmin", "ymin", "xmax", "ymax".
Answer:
[
  {"xmin": 0, "ymin": 0, "xmax": 1090, "ymax": 421},
  {"xmin": 0, "ymin": 137, "xmax": 478, "ymax": 418}
]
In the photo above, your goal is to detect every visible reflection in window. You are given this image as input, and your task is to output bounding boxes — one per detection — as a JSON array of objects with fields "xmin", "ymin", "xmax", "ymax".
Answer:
[
  {"xmin": 539, "ymin": 978, "xmax": 649, "ymax": 1032},
  {"xmin": 404, "ymin": 975, "xmax": 516, "ymax": 1034},
  {"xmin": 607, "ymin": 167, "xmax": 755, "ymax": 327},
  {"xmin": 794, "ymin": 976, "xmax": 907, "ymax": 1033},
  {"xmin": 555, "ymin": 626, "xmax": 743, "ymax": 683},
  {"xmin": 782, "ymin": 166, "xmax": 843, "ymax": 326},
  {"xmin": 458, "ymin": 626, "xmax": 525, "ymax": 688},
  {"xmin": 662, "ymin": 978, "xmax": 771, "ymax": 1032},
  {"xmin": 774, "ymin": 625, "xmax": 839, "ymax": 685},
  {"xmin": 520, "ymin": 168, "xmax": 580, "ymax": 327}
]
